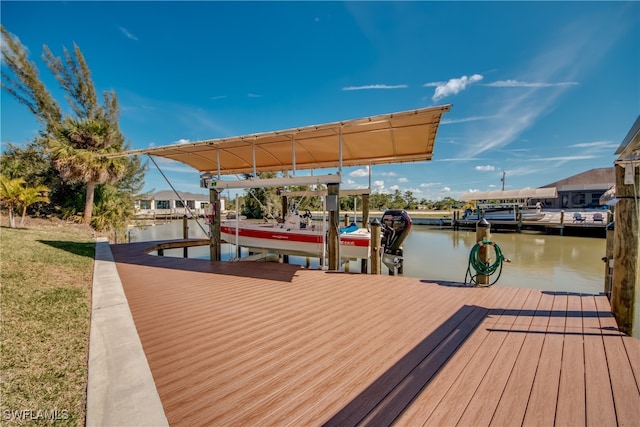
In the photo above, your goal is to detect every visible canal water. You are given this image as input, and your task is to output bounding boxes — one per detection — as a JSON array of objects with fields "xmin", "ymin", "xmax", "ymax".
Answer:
[{"xmin": 126, "ymin": 220, "xmax": 607, "ymax": 295}]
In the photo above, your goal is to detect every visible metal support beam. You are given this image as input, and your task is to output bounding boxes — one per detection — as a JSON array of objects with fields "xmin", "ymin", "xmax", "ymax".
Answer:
[{"xmin": 207, "ymin": 174, "xmax": 341, "ymax": 190}]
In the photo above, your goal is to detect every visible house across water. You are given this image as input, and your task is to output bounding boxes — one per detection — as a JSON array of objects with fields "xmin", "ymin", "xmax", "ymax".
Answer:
[
  {"xmin": 538, "ymin": 167, "xmax": 614, "ymax": 209},
  {"xmin": 135, "ymin": 190, "xmax": 225, "ymax": 219}
]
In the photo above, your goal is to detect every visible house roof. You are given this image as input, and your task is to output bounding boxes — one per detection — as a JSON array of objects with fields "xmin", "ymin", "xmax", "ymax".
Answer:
[
  {"xmin": 459, "ymin": 187, "xmax": 557, "ymax": 202},
  {"xmin": 615, "ymin": 115, "xmax": 640, "ymax": 161},
  {"xmin": 113, "ymin": 105, "xmax": 451, "ymax": 175},
  {"xmin": 540, "ymin": 167, "xmax": 615, "ymax": 191}
]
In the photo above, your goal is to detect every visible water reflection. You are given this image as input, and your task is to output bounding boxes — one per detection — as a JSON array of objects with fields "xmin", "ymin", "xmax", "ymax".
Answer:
[
  {"xmin": 127, "ymin": 221, "xmax": 606, "ymax": 295},
  {"xmin": 404, "ymin": 227, "xmax": 605, "ymax": 294}
]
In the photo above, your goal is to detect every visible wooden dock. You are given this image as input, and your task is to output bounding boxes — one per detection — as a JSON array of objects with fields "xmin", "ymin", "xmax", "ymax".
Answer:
[{"xmin": 110, "ymin": 241, "xmax": 640, "ymax": 426}]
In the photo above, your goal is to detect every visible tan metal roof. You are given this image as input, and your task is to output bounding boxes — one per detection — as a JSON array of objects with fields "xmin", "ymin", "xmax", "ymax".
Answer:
[
  {"xmin": 118, "ymin": 105, "xmax": 451, "ymax": 175},
  {"xmin": 459, "ymin": 187, "xmax": 558, "ymax": 201}
]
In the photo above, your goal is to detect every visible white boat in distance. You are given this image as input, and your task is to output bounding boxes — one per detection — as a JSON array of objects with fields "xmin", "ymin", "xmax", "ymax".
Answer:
[
  {"xmin": 462, "ymin": 203, "xmax": 545, "ymax": 222},
  {"xmin": 220, "ymin": 210, "xmax": 372, "ymax": 259}
]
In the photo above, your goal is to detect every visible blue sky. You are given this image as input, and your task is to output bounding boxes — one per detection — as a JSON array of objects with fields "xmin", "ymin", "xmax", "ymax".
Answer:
[{"xmin": 1, "ymin": 1, "xmax": 638, "ymax": 201}]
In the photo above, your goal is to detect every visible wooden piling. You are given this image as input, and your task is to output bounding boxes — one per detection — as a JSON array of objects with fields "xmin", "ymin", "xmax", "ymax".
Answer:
[
  {"xmin": 328, "ymin": 183, "xmax": 340, "ymax": 271},
  {"xmin": 361, "ymin": 194, "xmax": 370, "ymax": 274},
  {"xmin": 370, "ymin": 218, "xmax": 381, "ymax": 275},
  {"xmin": 209, "ymin": 189, "xmax": 221, "ymax": 262},
  {"xmin": 559, "ymin": 210, "xmax": 565, "ymax": 236},
  {"xmin": 611, "ymin": 163, "xmax": 639, "ymax": 336},
  {"xmin": 604, "ymin": 222, "xmax": 614, "ymax": 299},
  {"xmin": 475, "ymin": 219, "xmax": 491, "ymax": 286},
  {"xmin": 361, "ymin": 194, "xmax": 370, "ymax": 228}
]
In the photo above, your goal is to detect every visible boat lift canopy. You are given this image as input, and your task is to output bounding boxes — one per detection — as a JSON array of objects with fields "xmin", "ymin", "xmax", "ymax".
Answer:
[
  {"xmin": 110, "ymin": 105, "xmax": 451, "ymax": 185},
  {"xmin": 459, "ymin": 187, "xmax": 558, "ymax": 202}
]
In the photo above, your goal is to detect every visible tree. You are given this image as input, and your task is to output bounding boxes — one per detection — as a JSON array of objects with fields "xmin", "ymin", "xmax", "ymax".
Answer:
[
  {"xmin": 390, "ymin": 189, "xmax": 406, "ymax": 209},
  {"xmin": 18, "ymin": 184, "xmax": 49, "ymax": 227},
  {"xmin": 404, "ymin": 190, "xmax": 417, "ymax": 210},
  {"xmin": 240, "ymin": 172, "xmax": 280, "ymax": 219},
  {"xmin": 0, "ymin": 176, "xmax": 24, "ymax": 228},
  {"xmin": 1, "ymin": 26, "xmax": 143, "ymax": 225},
  {"xmin": 46, "ymin": 116, "xmax": 128, "ymax": 223},
  {"xmin": 0, "ymin": 175, "xmax": 49, "ymax": 228}
]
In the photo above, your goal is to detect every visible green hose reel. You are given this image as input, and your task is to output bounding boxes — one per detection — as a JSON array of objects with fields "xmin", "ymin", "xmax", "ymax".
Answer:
[{"xmin": 465, "ymin": 239, "xmax": 509, "ymax": 287}]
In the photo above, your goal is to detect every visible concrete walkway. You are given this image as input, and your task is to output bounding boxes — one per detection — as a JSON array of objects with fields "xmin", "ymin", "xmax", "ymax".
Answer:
[{"xmin": 86, "ymin": 238, "xmax": 168, "ymax": 426}]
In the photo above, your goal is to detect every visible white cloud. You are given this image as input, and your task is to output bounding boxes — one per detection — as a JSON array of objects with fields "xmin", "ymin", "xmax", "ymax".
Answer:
[
  {"xmin": 420, "ymin": 182, "xmax": 440, "ymax": 188},
  {"xmin": 460, "ymin": 14, "xmax": 627, "ymax": 160},
  {"xmin": 372, "ymin": 180, "xmax": 386, "ymax": 193},
  {"xmin": 175, "ymin": 138, "xmax": 191, "ymax": 144},
  {"xmin": 529, "ymin": 155, "xmax": 598, "ymax": 167},
  {"xmin": 475, "ymin": 165, "xmax": 496, "ymax": 171},
  {"xmin": 342, "ymin": 84, "xmax": 408, "ymax": 91},
  {"xmin": 485, "ymin": 80, "xmax": 578, "ymax": 88},
  {"xmin": 441, "ymin": 186, "xmax": 451, "ymax": 193},
  {"xmin": 349, "ymin": 167, "xmax": 369, "ymax": 177},
  {"xmin": 248, "ymin": 93, "xmax": 263, "ymax": 98},
  {"xmin": 569, "ymin": 140, "xmax": 617, "ymax": 149},
  {"xmin": 119, "ymin": 27, "xmax": 139, "ymax": 41},
  {"xmin": 381, "ymin": 171, "xmax": 397, "ymax": 177},
  {"xmin": 441, "ymin": 115, "xmax": 497, "ymax": 125},
  {"xmin": 427, "ymin": 74, "xmax": 483, "ymax": 102},
  {"xmin": 397, "ymin": 177, "xmax": 408, "ymax": 183},
  {"xmin": 435, "ymin": 157, "xmax": 480, "ymax": 162}
]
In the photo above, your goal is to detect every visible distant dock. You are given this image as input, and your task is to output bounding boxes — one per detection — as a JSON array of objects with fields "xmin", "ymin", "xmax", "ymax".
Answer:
[{"xmin": 450, "ymin": 209, "xmax": 610, "ymax": 236}]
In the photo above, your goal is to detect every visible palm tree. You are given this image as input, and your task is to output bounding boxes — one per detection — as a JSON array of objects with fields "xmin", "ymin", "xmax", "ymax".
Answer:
[
  {"xmin": 18, "ymin": 185, "xmax": 49, "ymax": 227},
  {"xmin": 0, "ymin": 176, "xmax": 24, "ymax": 228},
  {"xmin": 0, "ymin": 176, "xmax": 49, "ymax": 228},
  {"xmin": 47, "ymin": 117, "xmax": 127, "ymax": 224},
  {"xmin": 1, "ymin": 26, "xmax": 144, "ymax": 226}
]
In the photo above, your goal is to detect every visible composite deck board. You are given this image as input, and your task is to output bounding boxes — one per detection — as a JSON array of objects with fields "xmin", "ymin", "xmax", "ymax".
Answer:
[
  {"xmin": 489, "ymin": 290, "xmax": 555, "ymax": 426},
  {"xmin": 582, "ymin": 294, "xmax": 618, "ymax": 426},
  {"xmin": 555, "ymin": 292, "xmax": 587, "ymax": 426},
  {"xmin": 393, "ymin": 286, "xmax": 525, "ymax": 426},
  {"xmin": 455, "ymin": 289, "xmax": 540, "ymax": 426},
  {"xmin": 110, "ymin": 241, "xmax": 640, "ymax": 426},
  {"xmin": 594, "ymin": 296, "xmax": 640, "ymax": 425}
]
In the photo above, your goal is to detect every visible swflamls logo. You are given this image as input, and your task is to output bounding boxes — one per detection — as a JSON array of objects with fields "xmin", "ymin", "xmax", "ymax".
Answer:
[{"xmin": 3, "ymin": 409, "xmax": 69, "ymax": 421}]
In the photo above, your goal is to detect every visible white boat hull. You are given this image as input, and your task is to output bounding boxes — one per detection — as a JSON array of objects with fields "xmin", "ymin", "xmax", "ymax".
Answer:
[{"xmin": 220, "ymin": 221, "xmax": 371, "ymax": 259}]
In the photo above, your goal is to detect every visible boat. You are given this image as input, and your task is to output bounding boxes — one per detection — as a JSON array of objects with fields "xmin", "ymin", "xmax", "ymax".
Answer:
[
  {"xmin": 219, "ymin": 209, "xmax": 414, "ymax": 262},
  {"xmin": 220, "ymin": 210, "xmax": 372, "ymax": 259},
  {"xmin": 462, "ymin": 203, "xmax": 545, "ymax": 222}
]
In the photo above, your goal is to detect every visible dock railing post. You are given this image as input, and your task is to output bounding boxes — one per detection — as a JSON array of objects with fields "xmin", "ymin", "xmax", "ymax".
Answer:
[
  {"xmin": 476, "ymin": 218, "xmax": 491, "ymax": 286},
  {"xmin": 370, "ymin": 218, "xmax": 381, "ymax": 275}
]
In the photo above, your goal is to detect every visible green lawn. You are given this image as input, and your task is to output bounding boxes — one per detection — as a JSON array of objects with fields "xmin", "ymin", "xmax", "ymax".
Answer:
[{"xmin": 1, "ymin": 218, "xmax": 95, "ymax": 426}]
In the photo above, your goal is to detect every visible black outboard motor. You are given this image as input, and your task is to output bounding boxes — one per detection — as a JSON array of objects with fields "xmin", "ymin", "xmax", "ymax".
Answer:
[{"xmin": 380, "ymin": 209, "xmax": 412, "ymax": 275}]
